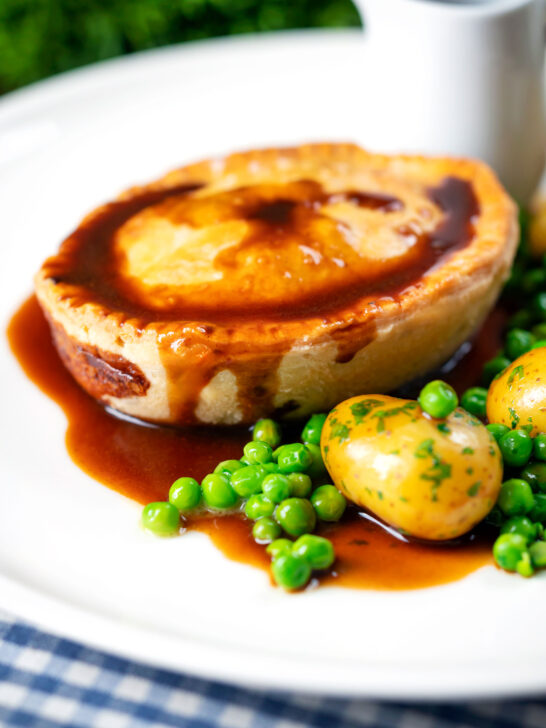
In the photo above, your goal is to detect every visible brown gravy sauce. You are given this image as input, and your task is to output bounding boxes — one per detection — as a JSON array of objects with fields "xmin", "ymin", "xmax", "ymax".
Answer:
[
  {"xmin": 7, "ymin": 294, "xmax": 504, "ymax": 590},
  {"xmin": 43, "ymin": 177, "xmax": 477, "ymax": 323}
]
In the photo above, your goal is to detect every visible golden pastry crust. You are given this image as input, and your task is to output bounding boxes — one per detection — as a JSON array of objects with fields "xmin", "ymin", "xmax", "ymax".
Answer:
[{"xmin": 35, "ymin": 143, "xmax": 518, "ymax": 425}]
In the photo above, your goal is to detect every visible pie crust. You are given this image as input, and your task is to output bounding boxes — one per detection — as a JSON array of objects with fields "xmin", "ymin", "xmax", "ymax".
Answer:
[{"xmin": 35, "ymin": 143, "xmax": 518, "ymax": 425}]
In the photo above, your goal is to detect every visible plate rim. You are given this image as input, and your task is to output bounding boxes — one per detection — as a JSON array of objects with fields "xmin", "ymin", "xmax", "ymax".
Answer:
[
  {"xmin": 1, "ymin": 29, "xmax": 545, "ymax": 701},
  {"xmin": 3, "ymin": 567, "xmax": 546, "ymax": 701},
  {"xmin": 0, "ymin": 28, "xmax": 362, "ymax": 124}
]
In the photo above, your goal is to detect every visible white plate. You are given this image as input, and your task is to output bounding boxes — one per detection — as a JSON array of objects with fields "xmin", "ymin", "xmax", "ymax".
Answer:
[{"xmin": 1, "ymin": 30, "xmax": 545, "ymax": 701}]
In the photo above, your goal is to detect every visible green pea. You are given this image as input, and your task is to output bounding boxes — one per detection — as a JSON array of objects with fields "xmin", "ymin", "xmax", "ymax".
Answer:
[
  {"xmin": 516, "ymin": 551, "xmax": 534, "ymax": 577},
  {"xmin": 244, "ymin": 494, "xmax": 275, "ymax": 520},
  {"xmin": 277, "ymin": 443, "xmax": 313, "ymax": 474},
  {"xmin": 243, "ymin": 440, "xmax": 273, "ymax": 465},
  {"xmin": 276, "ymin": 497, "xmax": 317, "ymax": 537},
  {"xmin": 293, "ymin": 534, "xmax": 335, "ymax": 570},
  {"xmin": 521, "ymin": 268, "xmax": 546, "ymax": 295},
  {"xmin": 168, "ymin": 477, "xmax": 201, "ymax": 512},
  {"xmin": 532, "ymin": 292, "xmax": 546, "ymax": 319},
  {"xmin": 262, "ymin": 473, "xmax": 291, "ymax": 503},
  {"xmin": 201, "ymin": 473, "xmax": 238, "ymax": 510},
  {"xmin": 266, "ymin": 538, "xmax": 293, "ymax": 559},
  {"xmin": 141, "ymin": 502, "xmax": 180, "ymax": 536},
  {"xmin": 499, "ymin": 429, "xmax": 533, "ymax": 467},
  {"xmin": 305, "ymin": 443, "xmax": 327, "ymax": 480},
  {"xmin": 482, "ymin": 355, "xmax": 511, "ymax": 385},
  {"xmin": 214, "ymin": 460, "xmax": 243, "ymax": 477},
  {"xmin": 486, "ymin": 423, "xmax": 510, "ymax": 443},
  {"xmin": 271, "ymin": 552, "xmax": 312, "ymax": 590},
  {"xmin": 493, "ymin": 533, "xmax": 529, "ymax": 571},
  {"xmin": 252, "ymin": 418, "xmax": 282, "ymax": 449},
  {"xmin": 262, "ymin": 462, "xmax": 281, "ymax": 474},
  {"xmin": 534, "ymin": 433, "xmax": 546, "ymax": 461},
  {"xmin": 497, "ymin": 478, "xmax": 535, "ymax": 516},
  {"xmin": 287, "ymin": 472, "xmax": 312, "ymax": 498},
  {"xmin": 532, "ymin": 322, "xmax": 546, "ymax": 340},
  {"xmin": 506, "ymin": 309, "xmax": 533, "ymax": 330},
  {"xmin": 531, "ymin": 340, "xmax": 546, "ymax": 350},
  {"xmin": 311, "ymin": 484, "xmax": 347, "ymax": 522},
  {"xmin": 500, "ymin": 516, "xmax": 538, "ymax": 543},
  {"xmin": 529, "ymin": 540, "xmax": 546, "ymax": 568},
  {"xmin": 252, "ymin": 517, "xmax": 281, "ymax": 544},
  {"xmin": 230, "ymin": 465, "xmax": 265, "ymax": 497},
  {"xmin": 418, "ymin": 380, "xmax": 458, "ymax": 419},
  {"xmin": 240, "ymin": 456, "xmax": 251, "ymax": 466},
  {"xmin": 460, "ymin": 387, "xmax": 487, "ymax": 418},
  {"xmin": 505, "ymin": 328, "xmax": 535, "ymax": 360},
  {"xmin": 301, "ymin": 413, "xmax": 327, "ymax": 446},
  {"xmin": 520, "ymin": 462, "xmax": 546, "ymax": 492},
  {"xmin": 529, "ymin": 493, "xmax": 546, "ymax": 523}
]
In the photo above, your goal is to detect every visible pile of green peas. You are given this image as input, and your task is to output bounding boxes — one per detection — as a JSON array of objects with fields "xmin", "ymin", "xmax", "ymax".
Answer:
[
  {"xmin": 418, "ymin": 211, "xmax": 546, "ymax": 578},
  {"xmin": 418, "ymin": 382, "xmax": 546, "ymax": 577},
  {"xmin": 143, "ymin": 211, "xmax": 546, "ymax": 585},
  {"xmin": 141, "ymin": 412, "xmax": 345, "ymax": 590},
  {"xmin": 483, "ymin": 213, "xmax": 546, "ymax": 577},
  {"xmin": 485, "ymin": 435, "xmax": 546, "ymax": 577}
]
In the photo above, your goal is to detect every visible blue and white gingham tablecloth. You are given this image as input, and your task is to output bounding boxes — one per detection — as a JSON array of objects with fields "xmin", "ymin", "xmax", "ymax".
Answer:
[{"xmin": 0, "ymin": 610, "xmax": 545, "ymax": 728}]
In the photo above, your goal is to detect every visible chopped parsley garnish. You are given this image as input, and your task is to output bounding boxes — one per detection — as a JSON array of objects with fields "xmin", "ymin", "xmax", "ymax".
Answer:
[
  {"xmin": 507, "ymin": 365, "xmax": 524, "ymax": 389},
  {"xmin": 330, "ymin": 421, "xmax": 350, "ymax": 443},
  {"xmin": 509, "ymin": 407, "xmax": 520, "ymax": 428},
  {"xmin": 349, "ymin": 398, "xmax": 384, "ymax": 424},
  {"xmin": 371, "ymin": 401, "xmax": 418, "ymax": 432},
  {"xmin": 414, "ymin": 438, "xmax": 452, "ymax": 502},
  {"xmin": 467, "ymin": 482, "xmax": 481, "ymax": 497}
]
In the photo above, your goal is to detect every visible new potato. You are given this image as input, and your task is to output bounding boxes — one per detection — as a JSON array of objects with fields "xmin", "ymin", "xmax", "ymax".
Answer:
[
  {"xmin": 487, "ymin": 348, "xmax": 546, "ymax": 435},
  {"xmin": 321, "ymin": 395, "xmax": 502, "ymax": 540}
]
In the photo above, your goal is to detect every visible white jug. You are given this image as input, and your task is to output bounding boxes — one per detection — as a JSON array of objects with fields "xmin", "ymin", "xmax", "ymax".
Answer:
[{"xmin": 352, "ymin": 0, "xmax": 546, "ymax": 202}]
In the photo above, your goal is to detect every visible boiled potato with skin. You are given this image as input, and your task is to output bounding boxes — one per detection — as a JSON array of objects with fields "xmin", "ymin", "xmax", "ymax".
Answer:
[
  {"xmin": 321, "ymin": 394, "xmax": 502, "ymax": 540},
  {"xmin": 487, "ymin": 348, "xmax": 546, "ymax": 435}
]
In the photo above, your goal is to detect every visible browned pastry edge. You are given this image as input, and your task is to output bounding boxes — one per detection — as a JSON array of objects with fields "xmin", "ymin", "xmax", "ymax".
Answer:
[{"xmin": 49, "ymin": 315, "xmax": 150, "ymax": 401}]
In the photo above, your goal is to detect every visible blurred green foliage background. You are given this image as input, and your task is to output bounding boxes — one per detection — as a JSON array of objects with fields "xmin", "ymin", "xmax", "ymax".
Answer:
[{"xmin": 0, "ymin": 0, "xmax": 360, "ymax": 95}]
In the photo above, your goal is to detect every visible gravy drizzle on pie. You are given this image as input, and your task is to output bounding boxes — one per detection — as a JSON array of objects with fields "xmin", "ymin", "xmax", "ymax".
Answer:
[
  {"xmin": 40, "ymin": 175, "xmax": 480, "ymax": 421},
  {"xmin": 44, "ymin": 177, "xmax": 477, "ymax": 322}
]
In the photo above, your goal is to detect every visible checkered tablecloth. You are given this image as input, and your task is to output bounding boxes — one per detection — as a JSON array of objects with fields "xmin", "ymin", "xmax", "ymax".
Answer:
[{"xmin": 0, "ymin": 610, "xmax": 544, "ymax": 728}]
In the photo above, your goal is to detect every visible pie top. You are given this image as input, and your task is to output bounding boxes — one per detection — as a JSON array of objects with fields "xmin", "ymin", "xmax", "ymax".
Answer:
[{"xmin": 36, "ymin": 143, "xmax": 516, "ymax": 350}]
